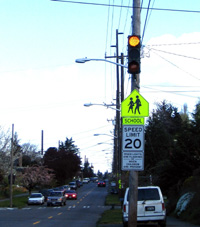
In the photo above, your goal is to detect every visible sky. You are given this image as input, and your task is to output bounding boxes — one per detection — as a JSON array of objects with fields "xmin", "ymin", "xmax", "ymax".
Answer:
[{"xmin": 0, "ymin": 0, "xmax": 200, "ymax": 173}]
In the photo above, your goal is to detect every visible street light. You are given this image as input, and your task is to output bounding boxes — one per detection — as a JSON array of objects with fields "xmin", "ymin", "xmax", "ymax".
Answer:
[
  {"xmin": 94, "ymin": 133, "xmax": 117, "ymax": 139},
  {"xmin": 84, "ymin": 102, "xmax": 120, "ymax": 111},
  {"xmin": 76, "ymin": 56, "xmax": 123, "ymax": 176},
  {"xmin": 97, "ymin": 142, "xmax": 113, "ymax": 145},
  {"xmin": 75, "ymin": 57, "xmax": 128, "ymax": 68}
]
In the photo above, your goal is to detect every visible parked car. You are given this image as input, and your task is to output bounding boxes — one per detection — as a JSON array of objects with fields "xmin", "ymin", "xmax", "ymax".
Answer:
[
  {"xmin": 47, "ymin": 191, "xmax": 66, "ymax": 206},
  {"xmin": 110, "ymin": 181, "xmax": 116, "ymax": 187},
  {"xmin": 65, "ymin": 190, "xmax": 77, "ymax": 200},
  {"xmin": 76, "ymin": 180, "xmax": 81, "ymax": 188},
  {"xmin": 28, "ymin": 193, "xmax": 45, "ymax": 205},
  {"xmin": 69, "ymin": 181, "xmax": 77, "ymax": 190},
  {"xmin": 122, "ymin": 186, "xmax": 166, "ymax": 227},
  {"xmin": 39, "ymin": 189, "xmax": 54, "ymax": 201},
  {"xmin": 98, "ymin": 180, "xmax": 106, "ymax": 187}
]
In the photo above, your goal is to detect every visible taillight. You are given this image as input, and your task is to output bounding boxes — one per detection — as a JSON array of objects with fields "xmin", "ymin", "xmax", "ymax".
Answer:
[
  {"xmin": 162, "ymin": 202, "xmax": 165, "ymax": 211},
  {"xmin": 123, "ymin": 204, "xmax": 126, "ymax": 212}
]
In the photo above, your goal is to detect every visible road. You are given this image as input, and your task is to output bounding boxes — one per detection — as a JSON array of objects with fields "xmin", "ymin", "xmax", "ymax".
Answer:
[
  {"xmin": 0, "ymin": 183, "xmax": 200, "ymax": 227},
  {"xmin": 0, "ymin": 182, "xmax": 109, "ymax": 227}
]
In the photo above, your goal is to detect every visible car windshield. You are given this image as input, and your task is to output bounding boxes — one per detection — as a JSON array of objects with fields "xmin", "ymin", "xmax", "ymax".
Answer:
[
  {"xmin": 30, "ymin": 194, "xmax": 42, "ymax": 198},
  {"xmin": 127, "ymin": 188, "xmax": 160, "ymax": 201},
  {"xmin": 50, "ymin": 192, "xmax": 62, "ymax": 196},
  {"xmin": 69, "ymin": 182, "xmax": 75, "ymax": 185},
  {"xmin": 66, "ymin": 190, "xmax": 75, "ymax": 193}
]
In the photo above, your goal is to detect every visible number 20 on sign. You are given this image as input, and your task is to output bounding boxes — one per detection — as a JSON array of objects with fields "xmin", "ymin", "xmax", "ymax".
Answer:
[{"xmin": 122, "ymin": 125, "xmax": 144, "ymax": 151}]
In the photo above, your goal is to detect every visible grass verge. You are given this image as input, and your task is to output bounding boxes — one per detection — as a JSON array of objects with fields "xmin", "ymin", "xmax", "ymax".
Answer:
[
  {"xmin": 105, "ymin": 194, "xmax": 121, "ymax": 206},
  {"xmin": 96, "ymin": 194, "xmax": 123, "ymax": 226},
  {"xmin": 96, "ymin": 209, "xmax": 122, "ymax": 226},
  {"xmin": 0, "ymin": 196, "xmax": 28, "ymax": 209}
]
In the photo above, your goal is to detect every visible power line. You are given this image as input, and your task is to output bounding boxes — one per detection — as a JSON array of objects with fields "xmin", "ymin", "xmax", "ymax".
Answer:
[
  {"xmin": 51, "ymin": 0, "xmax": 200, "ymax": 14},
  {"xmin": 142, "ymin": 86, "xmax": 199, "ymax": 98},
  {"xmin": 141, "ymin": 0, "xmax": 151, "ymax": 43},
  {"xmin": 150, "ymin": 48, "xmax": 200, "ymax": 61},
  {"xmin": 147, "ymin": 42, "xmax": 200, "ymax": 47},
  {"xmin": 149, "ymin": 50, "xmax": 200, "ymax": 81}
]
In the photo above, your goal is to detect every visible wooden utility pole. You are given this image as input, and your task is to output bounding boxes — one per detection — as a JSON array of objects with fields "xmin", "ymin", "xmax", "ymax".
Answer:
[
  {"xmin": 10, "ymin": 124, "xmax": 14, "ymax": 208},
  {"xmin": 129, "ymin": 0, "xmax": 140, "ymax": 226},
  {"xmin": 41, "ymin": 130, "xmax": 44, "ymax": 156}
]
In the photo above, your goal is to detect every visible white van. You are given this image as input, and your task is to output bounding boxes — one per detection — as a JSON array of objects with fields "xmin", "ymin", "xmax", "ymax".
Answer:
[{"xmin": 122, "ymin": 186, "xmax": 166, "ymax": 227}]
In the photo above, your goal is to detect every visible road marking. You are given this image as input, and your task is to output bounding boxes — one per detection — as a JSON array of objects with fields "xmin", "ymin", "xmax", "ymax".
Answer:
[
  {"xmin": 33, "ymin": 221, "xmax": 41, "ymax": 225},
  {"xmin": 57, "ymin": 212, "xmax": 62, "ymax": 215},
  {"xmin": 48, "ymin": 216, "xmax": 53, "ymax": 219}
]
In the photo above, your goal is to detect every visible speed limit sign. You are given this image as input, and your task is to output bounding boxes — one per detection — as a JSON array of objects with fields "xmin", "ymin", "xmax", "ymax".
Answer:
[{"xmin": 122, "ymin": 125, "xmax": 144, "ymax": 151}]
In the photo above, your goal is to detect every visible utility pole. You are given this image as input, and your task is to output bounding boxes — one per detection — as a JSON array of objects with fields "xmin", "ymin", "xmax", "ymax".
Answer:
[
  {"xmin": 41, "ymin": 130, "xmax": 44, "ymax": 156},
  {"xmin": 10, "ymin": 124, "xmax": 14, "ymax": 208},
  {"xmin": 129, "ymin": 0, "xmax": 140, "ymax": 227},
  {"xmin": 105, "ymin": 29, "xmax": 123, "ymax": 176}
]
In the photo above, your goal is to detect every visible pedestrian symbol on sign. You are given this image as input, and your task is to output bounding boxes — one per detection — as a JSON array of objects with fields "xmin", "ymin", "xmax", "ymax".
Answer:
[
  {"xmin": 128, "ymin": 95, "xmax": 142, "ymax": 114},
  {"xmin": 121, "ymin": 89, "xmax": 149, "ymax": 117}
]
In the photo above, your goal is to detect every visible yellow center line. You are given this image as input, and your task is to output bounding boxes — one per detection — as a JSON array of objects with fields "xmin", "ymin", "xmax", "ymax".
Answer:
[
  {"xmin": 57, "ymin": 213, "xmax": 62, "ymax": 215},
  {"xmin": 33, "ymin": 221, "xmax": 40, "ymax": 225},
  {"xmin": 48, "ymin": 216, "xmax": 53, "ymax": 219}
]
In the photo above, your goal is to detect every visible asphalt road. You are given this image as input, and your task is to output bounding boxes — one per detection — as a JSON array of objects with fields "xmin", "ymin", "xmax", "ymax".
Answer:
[
  {"xmin": 0, "ymin": 182, "xmax": 109, "ymax": 227},
  {"xmin": 0, "ymin": 183, "xmax": 199, "ymax": 227}
]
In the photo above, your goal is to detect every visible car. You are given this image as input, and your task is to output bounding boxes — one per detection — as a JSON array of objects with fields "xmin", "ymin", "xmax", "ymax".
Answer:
[
  {"xmin": 110, "ymin": 181, "xmax": 116, "ymax": 187},
  {"xmin": 65, "ymin": 190, "xmax": 77, "ymax": 200},
  {"xmin": 53, "ymin": 186, "xmax": 66, "ymax": 193},
  {"xmin": 47, "ymin": 191, "xmax": 66, "ymax": 206},
  {"xmin": 83, "ymin": 178, "xmax": 90, "ymax": 184},
  {"xmin": 76, "ymin": 180, "xmax": 82, "ymax": 188},
  {"xmin": 98, "ymin": 180, "xmax": 106, "ymax": 187},
  {"xmin": 69, "ymin": 181, "xmax": 77, "ymax": 190},
  {"xmin": 122, "ymin": 186, "xmax": 166, "ymax": 227},
  {"xmin": 90, "ymin": 177, "xmax": 98, "ymax": 182},
  {"xmin": 28, "ymin": 193, "xmax": 45, "ymax": 205},
  {"xmin": 39, "ymin": 189, "xmax": 54, "ymax": 201},
  {"xmin": 63, "ymin": 185, "xmax": 70, "ymax": 190}
]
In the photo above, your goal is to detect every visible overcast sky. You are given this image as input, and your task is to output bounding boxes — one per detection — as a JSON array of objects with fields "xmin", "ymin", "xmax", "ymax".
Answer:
[{"xmin": 0, "ymin": 0, "xmax": 200, "ymax": 173}]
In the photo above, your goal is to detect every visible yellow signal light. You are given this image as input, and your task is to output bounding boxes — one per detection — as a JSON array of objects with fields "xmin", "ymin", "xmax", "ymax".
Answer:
[{"xmin": 129, "ymin": 35, "xmax": 140, "ymax": 47}]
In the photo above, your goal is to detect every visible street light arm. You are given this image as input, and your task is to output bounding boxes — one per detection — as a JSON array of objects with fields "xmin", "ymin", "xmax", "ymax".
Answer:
[
  {"xmin": 75, "ymin": 57, "xmax": 128, "ymax": 68},
  {"xmin": 94, "ymin": 133, "xmax": 117, "ymax": 138},
  {"xmin": 84, "ymin": 102, "xmax": 120, "ymax": 111}
]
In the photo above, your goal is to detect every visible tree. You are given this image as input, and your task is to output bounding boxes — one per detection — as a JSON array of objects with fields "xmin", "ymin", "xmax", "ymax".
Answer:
[
  {"xmin": 21, "ymin": 165, "xmax": 54, "ymax": 194},
  {"xmin": 145, "ymin": 100, "xmax": 182, "ymax": 170},
  {"xmin": 0, "ymin": 127, "xmax": 11, "ymax": 175},
  {"xmin": 144, "ymin": 100, "xmax": 200, "ymax": 195},
  {"xmin": 82, "ymin": 159, "xmax": 94, "ymax": 178},
  {"xmin": 43, "ymin": 138, "xmax": 81, "ymax": 185}
]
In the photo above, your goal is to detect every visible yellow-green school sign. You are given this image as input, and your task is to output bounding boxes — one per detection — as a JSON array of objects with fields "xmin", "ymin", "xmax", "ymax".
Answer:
[{"xmin": 121, "ymin": 90, "xmax": 149, "ymax": 117}]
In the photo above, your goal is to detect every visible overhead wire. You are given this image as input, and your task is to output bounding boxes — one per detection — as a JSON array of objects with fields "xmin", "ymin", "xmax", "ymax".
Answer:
[
  {"xmin": 141, "ymin": 0, "xmax": 151, "ymax": 43},
  {"xmin": 51, "ymin": 0, "xmax": 200, "ymax": 14},
  {"xmin": 118, "ymin": 0, "xmax": 123, "ymax": 30},
  {"xmin": 149, "ymin": 48, "xmax": 200, "ymax": 61},
  {"xmin": 147, "ymin": 49, "xmax": 200, "ymax": 81},
  {"xmin": 142, "ymin": 86, "xmax": 199, "ymax": 98}
]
